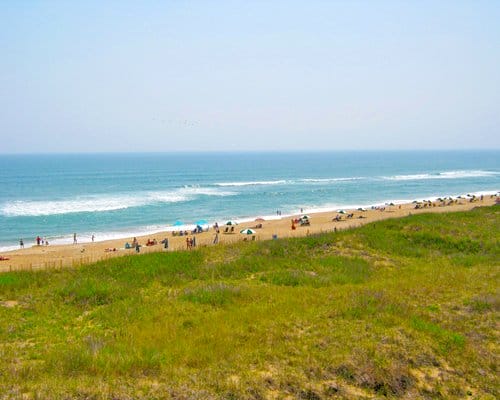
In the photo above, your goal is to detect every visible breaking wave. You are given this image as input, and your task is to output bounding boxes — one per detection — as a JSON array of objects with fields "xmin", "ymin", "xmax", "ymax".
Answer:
[
  {"xmin": 383, "ymin": 170, "xmax": 499, "ymax": 181},
  {"xmin": 0, "ymin": 187, "xmax": 236, "ymax": 217}
]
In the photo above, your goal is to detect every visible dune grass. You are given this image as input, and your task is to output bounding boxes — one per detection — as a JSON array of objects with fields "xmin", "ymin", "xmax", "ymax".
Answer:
[{"xmin": 0, "ymin": 206, "xmax": 498, "ymax": 399}]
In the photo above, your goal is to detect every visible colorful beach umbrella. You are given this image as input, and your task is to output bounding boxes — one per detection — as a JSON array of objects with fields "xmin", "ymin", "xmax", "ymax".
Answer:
[
  {"xmin": 240, "ymin": 228, "xmax": 256, "ymax": 235},
  {"xmin": 337, "ymin": 210, "xmax": 346, "ymax": 214},
  {"xmin": 225, "ymin": 220, "xmax": 238, "ymax": 225},
  {"xmin": 195, "ymin": 219, "xmax": 208, "ymax": 225},
  {"xmin": 301, "ymin": 215, "xmax": 309, "ymax": 219},
  {"xmin": 173, "ymin": 221, "xmax": 184, "ymax": 226},
  {"xmin": 255, "ymin": 218, "xmax": 265, "ymax": 222}
]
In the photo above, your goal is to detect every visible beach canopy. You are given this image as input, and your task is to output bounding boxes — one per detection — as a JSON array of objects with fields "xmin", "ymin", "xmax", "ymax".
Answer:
[
  {"xmin": 195, "ymin": 219, "xmax": 208, "ymax": 225},
  {"xmin": 240, "ymin": 228, "xmax": 256, "ymax": 235},
  {"xmin": 173, "ymin": 221, "xmax": 184, "ymax": 227},
  {"xmin": 225, "ymin": 220, "xmax": 238, "ymax": 225}
]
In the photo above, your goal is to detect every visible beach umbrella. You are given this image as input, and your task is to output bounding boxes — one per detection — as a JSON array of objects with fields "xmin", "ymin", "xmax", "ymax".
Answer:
[
  {"xmin": 173, "ymin": 221, "xmax": 184, "ymax": 227},
  {"xmin": 255, "ymin": 217, "xmax": 265, "ymax": 222},
  {"xmin": 240, "ymin": 228, "xmax": 256, "ymax": 235},
  {"xmin": 357, "ymin": 207, "xmax": 367, "ymax": 212},
  {"xmin": 225, "ymin": 220, "xmax": 238, "ymax": 225},
  {"xmin": 337, "ymin": 210, "xmax": 346, "ymax": 214},
  {"xmin": 301, "ymin": 215, "xmax": 310, "ymax": 219},
  {"xmin": 195, "ymin": 219, "xmax": 208, "ymax": 226}
]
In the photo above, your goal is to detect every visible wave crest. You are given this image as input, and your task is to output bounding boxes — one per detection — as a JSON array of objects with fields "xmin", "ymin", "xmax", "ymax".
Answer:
[
  {"xmin": 384, "ymin": 170, "xmax": 499, "ymax": 181},
  {"xmin": 1, "ymin": 187, "xmax": 236, "ymax": 217}
]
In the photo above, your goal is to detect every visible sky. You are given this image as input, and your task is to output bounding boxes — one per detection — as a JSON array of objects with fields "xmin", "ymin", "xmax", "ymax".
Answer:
[{"xmin": 1, "ymin": 0, "xmax": 499, "ymax": 153}]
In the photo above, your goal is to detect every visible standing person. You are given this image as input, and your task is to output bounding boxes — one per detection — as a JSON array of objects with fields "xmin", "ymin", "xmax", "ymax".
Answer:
[
  {"xmin": 19, "ymin": 239, "xmax": 24, "ymax": 249},
  {"xmin": 163, "ymin": 238, "xmax": 169, "ymax": 250},
  {"xmin": 135, "ymin": 242, "xmax": 140, "ymax": 253},
  {"xmin": 36, "ymin": 236, "xmax": 41, "ymax": 246},
  {"xmin": 73, "ymin": 233, "xmax": 77, "ymax": 244},
  {"xmin": 192, "ymin": 236, "xmax": 196, "ymax": 247},
  {"xmin": 213, "ymin": 232, "xmax": 219, "ymax": 244},
  {"xmin": 91, "ymin": 234, "xmax": 95, "ymax": 242}
]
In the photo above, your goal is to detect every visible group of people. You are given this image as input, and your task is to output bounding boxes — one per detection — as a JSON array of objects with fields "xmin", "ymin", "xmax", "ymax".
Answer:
[
  {"xmin": 125, "ymin": 237, "xmax": 169, "ymax": 252},
  {"xmin": 19, "ymin": 232, "xmax": 98, "ymax": 249},
  {"xmin": 33, "ymin": 236, "xmax": 49, "ymax": 247}
]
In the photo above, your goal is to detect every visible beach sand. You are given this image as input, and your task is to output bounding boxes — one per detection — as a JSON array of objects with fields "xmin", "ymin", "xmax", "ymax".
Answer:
[{"xmin": 0, "ymin": 195, "xmax": 497, "ymax": 273}]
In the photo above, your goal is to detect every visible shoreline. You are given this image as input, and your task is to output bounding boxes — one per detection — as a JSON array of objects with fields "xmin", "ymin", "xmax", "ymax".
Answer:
[
  {"xmin": 0, "ymin": 193, "xmax": 497, "ymax": 273},
  {"xmin": 1, "ymin": 189, "xmax": 498, "ymax": 253}
]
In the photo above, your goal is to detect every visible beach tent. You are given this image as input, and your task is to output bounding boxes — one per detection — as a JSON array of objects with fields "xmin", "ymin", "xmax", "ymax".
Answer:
[{"xmin": 240, "ymin": 228, "xmax": 256, "ymax": 235}]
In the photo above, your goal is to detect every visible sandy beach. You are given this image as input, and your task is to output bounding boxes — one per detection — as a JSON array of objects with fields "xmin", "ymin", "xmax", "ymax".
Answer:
[{"xmin": 0, "ymin": 195, "xmax": 497, "ymax": 273}]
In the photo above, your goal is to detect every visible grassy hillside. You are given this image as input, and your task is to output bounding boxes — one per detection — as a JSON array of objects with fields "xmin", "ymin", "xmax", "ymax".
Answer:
[{"xmin": 0, "ymin": 207, "xmax": 498, "ymax": 399}]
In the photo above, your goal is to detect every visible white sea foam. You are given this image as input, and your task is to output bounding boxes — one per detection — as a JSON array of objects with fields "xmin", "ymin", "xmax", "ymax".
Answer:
[
  {"xmin": 383, "ymin": 170, "xmax": 499, "ymax": 181},
  {"xmin": 299, "ymin": 177, "xmax": 363, "ymax": 183},
  {"xmin": 215, "ymin": 180, "xmax": 289, "ymax": 187},
  {"xmin": 0, "ymin": 187, "xmax": 237, "ymax": 217}
]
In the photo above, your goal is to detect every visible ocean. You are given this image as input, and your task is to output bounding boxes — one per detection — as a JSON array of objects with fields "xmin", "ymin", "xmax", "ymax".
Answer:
[{"xmin": 0, "ymin": 151, "xmax": 498, "ymax": 251}]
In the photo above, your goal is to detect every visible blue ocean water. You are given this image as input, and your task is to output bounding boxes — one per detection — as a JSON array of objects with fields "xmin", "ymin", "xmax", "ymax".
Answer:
[{"xmin": 0, "ymin": 151, "xmax": 498, "ymax": 250}]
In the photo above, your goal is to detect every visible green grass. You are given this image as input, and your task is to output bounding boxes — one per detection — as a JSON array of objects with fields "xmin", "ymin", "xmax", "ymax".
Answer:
[{"xmin": 0, "ymin": 206, "xmax": 498, "ymax": 399}]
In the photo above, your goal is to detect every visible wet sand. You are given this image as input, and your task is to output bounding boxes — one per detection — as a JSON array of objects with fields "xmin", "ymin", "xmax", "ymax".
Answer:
[{"xmin": 0, "ymin": 196, "xmax": 496, "ymax": 273}]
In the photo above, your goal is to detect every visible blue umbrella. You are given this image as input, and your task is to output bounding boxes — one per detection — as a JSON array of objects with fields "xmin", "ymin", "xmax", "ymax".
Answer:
[
  {"xmin": 195, "ymin": 219, "xmax": 208, "ymax": 225},
  {"xmin": 173, "ymin": 221, "xmax": 184, "ymax": 227}
]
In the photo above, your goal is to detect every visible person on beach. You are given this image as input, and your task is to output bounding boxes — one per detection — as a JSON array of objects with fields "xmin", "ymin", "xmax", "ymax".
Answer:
[
  {"xmin": 91, "ymin": 234, "xmax": 95, "ymax": 242},
  {"xmin": 135, "ymin": 242, "xmax": 140, "ymax": 253},
  {"xmin": 36, "ymin": 236, "xmax": 41, "ymax": 246},
  {"xmin": 192, "ymin": 236, "xmax": 196, "ymax": 247},
  {"xmin": 19, "ymin": 239, "xmax": 24, "ymax": 249},
  {"xmin": 132, "ymin": 237, "xmax": 138, "ymax": 247},
  {"xmin": 213, "ymin": 232, "xmax": 219, "ymax": 244},
  {"xmin": 162, "ymin": 238, "xmax": 169, "ymax": 250},
  {"xmin": 73, "ymin": 233, "xmax": 77, "ymax": 244}
]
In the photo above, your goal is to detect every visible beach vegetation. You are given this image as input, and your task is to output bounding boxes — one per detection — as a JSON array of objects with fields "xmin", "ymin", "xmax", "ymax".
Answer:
[{"xmin": 0, "ymin": 206, "xmax": 498, "ymax": 399}]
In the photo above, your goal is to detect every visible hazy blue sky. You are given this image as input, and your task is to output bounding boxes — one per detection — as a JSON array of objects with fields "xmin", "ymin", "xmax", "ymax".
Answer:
[{"xmin": 1, "ymin": 1, "xmax": 499, "ymax": 153}]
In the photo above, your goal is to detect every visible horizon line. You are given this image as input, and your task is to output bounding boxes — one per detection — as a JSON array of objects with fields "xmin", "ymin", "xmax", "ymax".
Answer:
[{"xmin": 1, "ymin": 148, "xmax": 500, "ymax": 156}]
